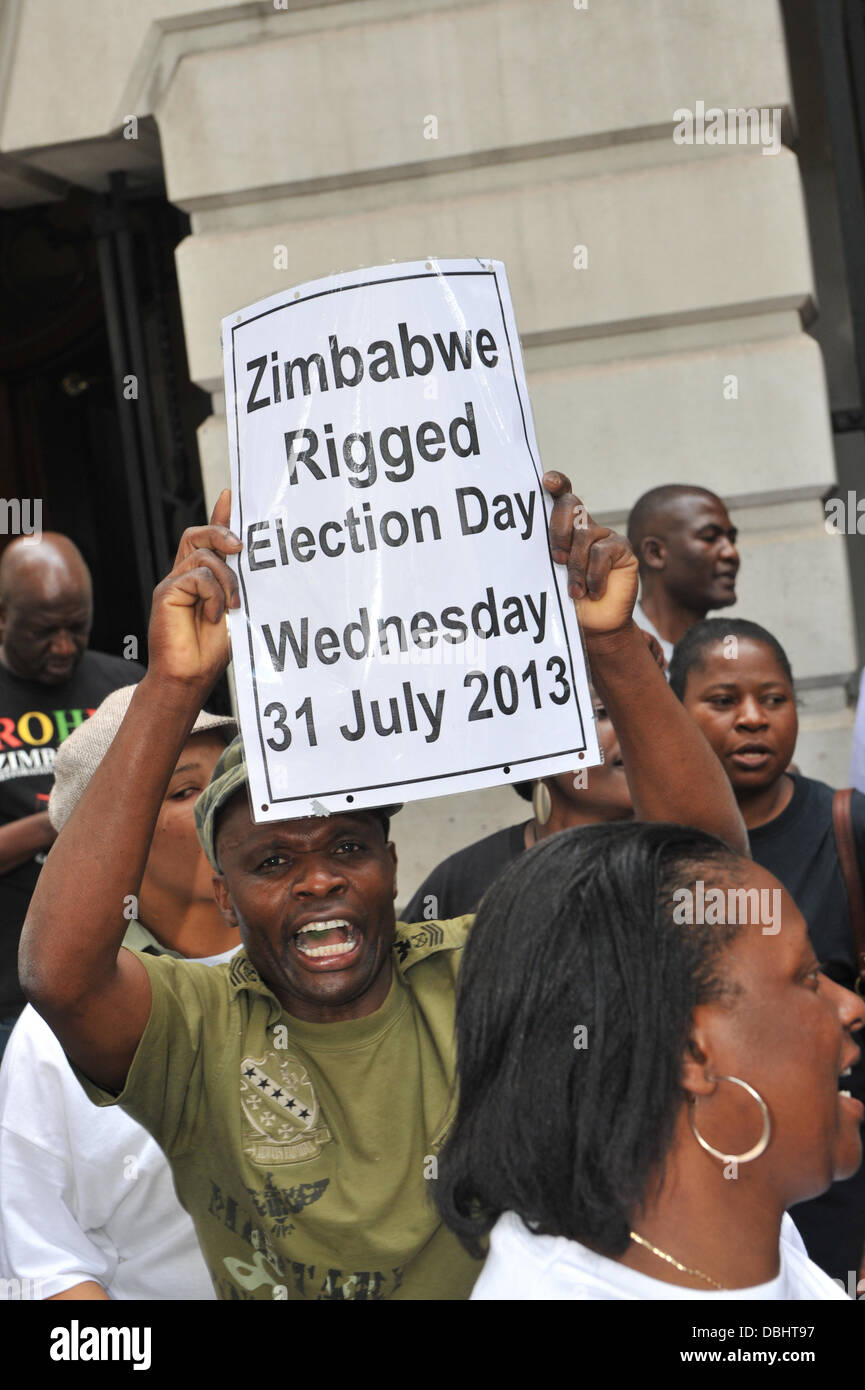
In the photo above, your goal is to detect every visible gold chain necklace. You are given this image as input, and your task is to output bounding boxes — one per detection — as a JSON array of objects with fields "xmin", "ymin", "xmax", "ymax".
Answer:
[{"xmin": 629, "ymin": 1230, "xmax": 724, "ymax": 1290}]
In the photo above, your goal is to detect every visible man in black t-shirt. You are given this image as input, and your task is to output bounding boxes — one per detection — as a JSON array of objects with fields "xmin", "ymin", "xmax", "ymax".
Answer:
[
  {"xmin": 402, "ymin": 687, "xmax": 636, "ymax": 921},
  {"xmin": 403, "ymin": 820, "xmax": 527, "ymax": 923},
  {"xmin": 0, "ymin": 534, "xmax": 143, "ymax": 1052}
]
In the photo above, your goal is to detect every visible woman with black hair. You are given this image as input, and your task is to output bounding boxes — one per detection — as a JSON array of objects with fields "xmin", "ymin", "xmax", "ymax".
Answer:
[
  {"xmin": 435, "ymin": 822, "xmax": 864, "ymax": 1299},
  {"xmin": 668, "ymin": 618, "xmax": 865, "ymax": 1283}
]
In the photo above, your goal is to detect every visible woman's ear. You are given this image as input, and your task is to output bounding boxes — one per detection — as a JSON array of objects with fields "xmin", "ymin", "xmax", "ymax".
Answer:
[
  {"xmin": 212, "ymin": 875, "xmax": 240, "ymax": 930},
  {"xmin": 680, "ymin": 1006, "xmax": 720, "ymax": 1101}
]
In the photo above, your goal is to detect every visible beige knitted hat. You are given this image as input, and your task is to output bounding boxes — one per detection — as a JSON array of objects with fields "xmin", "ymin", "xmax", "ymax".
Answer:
[{"xmin": 48, "ymin": 685, "xmax": 236, "ymax": 832}]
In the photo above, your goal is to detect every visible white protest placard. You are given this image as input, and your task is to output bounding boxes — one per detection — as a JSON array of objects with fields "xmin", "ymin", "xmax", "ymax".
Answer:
[{"xmin": 222, "ymin": 258, "xmax": 601, "ymax": 821}]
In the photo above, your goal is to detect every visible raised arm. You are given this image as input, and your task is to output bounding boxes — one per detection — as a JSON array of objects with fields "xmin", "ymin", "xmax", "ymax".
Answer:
[
  {"xmin": 18, "ymin": 493, "xmax": 242, "ymax": 1090},
  {"xmin": 544, "ymin": 473, "xmax": 747, "ymax": 854}
]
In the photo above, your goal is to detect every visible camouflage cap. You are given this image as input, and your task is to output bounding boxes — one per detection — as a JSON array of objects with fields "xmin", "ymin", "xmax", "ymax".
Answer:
[
  {"xmin": 195, "ymin": 734, "xmax": 248, "ymax": 871},
  {"xmin": 194, "ymin": 734, "xmax": 403, "ymax": 872}
]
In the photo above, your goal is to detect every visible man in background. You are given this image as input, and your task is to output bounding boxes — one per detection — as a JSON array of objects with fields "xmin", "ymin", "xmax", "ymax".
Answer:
[
  {"xmin": 0, "ymin": 533, "xmax": 143, "ymax": 1055},
  {"xmin": 627, "ymin": 484, "xmax": 740, "ymax": 663}
]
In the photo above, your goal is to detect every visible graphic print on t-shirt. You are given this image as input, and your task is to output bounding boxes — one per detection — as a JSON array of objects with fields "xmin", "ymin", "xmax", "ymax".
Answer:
[
  {"xmin": 0, "ymin": 652, "xmax": 145, "ymax": 1015},
  {"xmin": 0, "ymin": 706, "xmax": 93, "ymax": 796},
  {"xmin": 240, "ymin": 1052, "xmax": 333, "ymax": 1165}
]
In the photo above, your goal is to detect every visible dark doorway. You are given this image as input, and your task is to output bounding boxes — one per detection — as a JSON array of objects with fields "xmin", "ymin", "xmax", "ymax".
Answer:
[
  {"xmin": 782, "ymin": 0, "xmax": 865, "ymax": 681},
  {"xmin": 0, "ymin": 183, "xmax": 209, "ymax": 662}
]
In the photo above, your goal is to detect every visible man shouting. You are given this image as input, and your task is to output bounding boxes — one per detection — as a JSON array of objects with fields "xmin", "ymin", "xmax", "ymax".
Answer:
[{"xmin": 20, "ymin": 479, "xmax": 744, "ymax": 1300}]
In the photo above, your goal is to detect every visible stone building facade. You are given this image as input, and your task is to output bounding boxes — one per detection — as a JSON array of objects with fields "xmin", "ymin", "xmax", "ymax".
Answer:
[{"xmin": 0, "ymin": 0, "xmax": 858, "ymax": 894}]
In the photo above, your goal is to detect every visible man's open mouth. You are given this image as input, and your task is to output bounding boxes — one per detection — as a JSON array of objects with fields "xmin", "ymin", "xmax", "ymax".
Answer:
[{"xmin": 293, "ymin": 919, "xmax": 359, "ymax": 961}]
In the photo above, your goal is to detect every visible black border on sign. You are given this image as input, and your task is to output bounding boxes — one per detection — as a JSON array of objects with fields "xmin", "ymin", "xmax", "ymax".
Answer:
[{"xmin": 230, "ymin": 266, "xmax": 588, "ymax": 807}]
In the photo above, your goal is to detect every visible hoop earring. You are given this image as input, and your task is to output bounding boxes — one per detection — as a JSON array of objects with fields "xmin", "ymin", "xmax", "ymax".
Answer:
[
  {"xmin": 532, "ymin": 780, "xmax": 552, "ymax": 827},
  {"xmin": 689, "ymin": 1075, "xmax": 771, "ymax": 1165}
]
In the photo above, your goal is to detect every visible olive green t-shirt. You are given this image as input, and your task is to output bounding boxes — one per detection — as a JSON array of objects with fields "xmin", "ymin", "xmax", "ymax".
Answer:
[{"xmin": 76, "ymin": 917, "xmax": 481, "ymax": 1301}]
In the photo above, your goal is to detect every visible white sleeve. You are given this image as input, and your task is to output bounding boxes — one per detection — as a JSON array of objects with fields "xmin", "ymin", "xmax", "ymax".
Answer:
[
  {"xmin": 0, "ymin": 1128, "xmax": 116, "ymax": 1298},
  {"xmin": 0, "ymin": 1011, "xmax": 116, "ymax": 1299}
]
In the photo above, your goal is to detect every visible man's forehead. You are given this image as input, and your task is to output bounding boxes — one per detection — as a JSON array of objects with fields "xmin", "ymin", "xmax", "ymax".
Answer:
[
  {"xmin": 7, "ymin": 575, "xmax": 91, "ymax": 613},
  {"xmin": 18, "ymin": 593, "xmax": 91, "ymax": 618},
  {"xmin": 667, "ymin": 494, "xmax": 731, "ymax": 532},
  {"xmin": 218, "ymin": 798, "xmax": 385, "ymax": 852}
]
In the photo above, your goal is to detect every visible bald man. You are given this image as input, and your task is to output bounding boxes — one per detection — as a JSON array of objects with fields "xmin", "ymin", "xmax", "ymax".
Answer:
[
  {"xmin": 626, "ymin": 485, "xmax": 739, "ymax": 663},
  {"xmin": 0, "ymin": 535, "xmax": 144, "ymax": 1055}
]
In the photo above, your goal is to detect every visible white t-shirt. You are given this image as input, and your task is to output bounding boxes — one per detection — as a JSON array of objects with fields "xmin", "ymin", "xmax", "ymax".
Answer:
[
  {"xmin": 0, "ymin": 943, "xmax": 238, "ymax": 1301},
  {"xmin": 472, "ymin": 1211, "xmax": 850, "ymax": 1300},
  {"xmin": 634, "ymin": 600, "xmax": 674, "ymax": 667}
]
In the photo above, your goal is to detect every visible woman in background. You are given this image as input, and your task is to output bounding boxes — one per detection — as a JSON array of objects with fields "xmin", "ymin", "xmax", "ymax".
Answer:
[{"xmin": 670, "ymin": 618, "xmax": 865, "ymax": 1283}]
